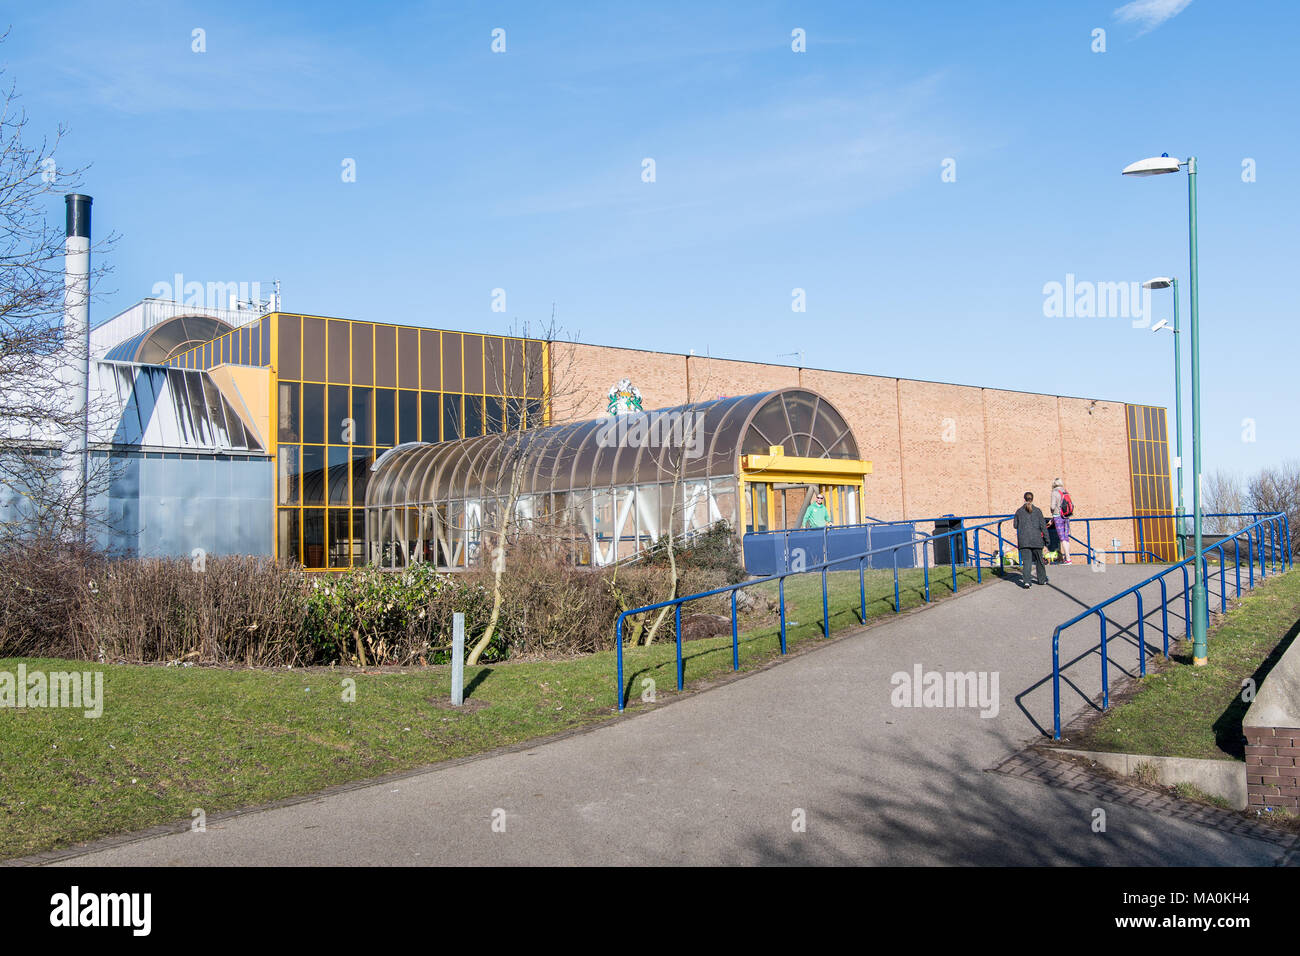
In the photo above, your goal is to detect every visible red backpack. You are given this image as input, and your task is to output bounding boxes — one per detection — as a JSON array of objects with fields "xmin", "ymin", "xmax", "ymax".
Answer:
[{"xmin": 1060, "ymin": 491, "xmax": 1074, "ymax": 518}]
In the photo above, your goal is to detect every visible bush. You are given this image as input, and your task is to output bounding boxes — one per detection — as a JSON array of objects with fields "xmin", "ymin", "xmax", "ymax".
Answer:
[
  {"xmin": 0, "ymin": 541, "xmax": 102, "ymax": 659},
  {"xmin": 68, "ymin": 555, "xmax": 307, "ymax": 666},
  {"xmin": 302, "ymin": 564, "xmax": 496, "ymax": 665},
  {"xmin": 641, "ymin": 520, "xmax": 746, "ymax": 584},
  {"xmin": 0, "ymin": 523, "xmax": 750, "ymax": 666}
]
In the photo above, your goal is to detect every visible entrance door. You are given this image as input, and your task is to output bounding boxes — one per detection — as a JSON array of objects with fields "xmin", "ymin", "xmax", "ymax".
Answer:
[
  {"xmin": 745, "ymin": 481, "xmax": 770, "ymax": 534},
  {"xmin": 774, "ymin": 483, "xmax": 814, "ymax": 530},
  {"xmin": 743, "ymin": 479, "xmax": 862, "ymax": 532}
]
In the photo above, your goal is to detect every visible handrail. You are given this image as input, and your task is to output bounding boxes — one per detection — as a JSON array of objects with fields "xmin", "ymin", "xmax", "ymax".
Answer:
[
  {"xmin": 614, "ymin": 514, "xmax": 1013, "ymax": 710},
  {"xmin": 1050, "ymin": 513, "xmax": 1292, "ymax": 739}
]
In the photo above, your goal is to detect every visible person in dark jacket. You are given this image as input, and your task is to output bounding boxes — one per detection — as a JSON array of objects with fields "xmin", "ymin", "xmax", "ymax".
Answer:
[{"xmin": 1012, "ymin": 491, "xmax": 1049, "ymax": 588}]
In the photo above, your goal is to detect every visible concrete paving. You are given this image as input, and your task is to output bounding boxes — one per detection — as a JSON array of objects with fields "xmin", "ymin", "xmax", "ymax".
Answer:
[{"xmin": 54, "ymin": 561, "xmax": 1286, "ymax": 866}]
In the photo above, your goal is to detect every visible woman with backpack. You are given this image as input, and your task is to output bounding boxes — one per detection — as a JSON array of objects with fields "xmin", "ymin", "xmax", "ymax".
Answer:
[{"xmin": 1051, "ymin": 478, "xmax": 1074, "ymax": 564}]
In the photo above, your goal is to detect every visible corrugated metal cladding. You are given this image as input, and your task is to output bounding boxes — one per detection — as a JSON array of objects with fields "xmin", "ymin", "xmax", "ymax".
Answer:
[
  {"xmin": 90, "ymin": 298, "xmax": 267, "ymax": 360},
  {"xmin": 93, "ymin": 362, "xmax": 265, "ymax": 454}
]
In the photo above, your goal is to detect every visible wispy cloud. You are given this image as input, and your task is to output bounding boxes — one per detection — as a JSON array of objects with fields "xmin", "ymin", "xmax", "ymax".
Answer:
[{"xmin": 1113, "ymin": 0, "xmax": 1193, "ymax": 34}]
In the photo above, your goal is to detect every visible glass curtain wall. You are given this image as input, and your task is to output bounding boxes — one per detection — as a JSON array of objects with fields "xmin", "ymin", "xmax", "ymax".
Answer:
[{"xmin": 272, "ymin": 316, "xmax": 543, "ymax": 569}]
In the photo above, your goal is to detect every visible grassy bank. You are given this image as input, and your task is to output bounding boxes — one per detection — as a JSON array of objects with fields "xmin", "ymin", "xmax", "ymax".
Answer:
[
  {"xmin": 0, "ymin": 565, "xmax": 982, "ymax": 858},
  {"xmin": 1052, "ymin": 567, "xmax": 1300, "ymax": 760}
]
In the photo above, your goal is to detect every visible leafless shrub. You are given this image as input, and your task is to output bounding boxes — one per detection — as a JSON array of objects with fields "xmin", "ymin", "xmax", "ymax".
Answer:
[
  {"xmin": 67, "ymin": 555, "xmax": 308, "ymax": 665},
  {"xmin": 1248, "ymin": 460, "xmax": 1300, "ymax": 556}
]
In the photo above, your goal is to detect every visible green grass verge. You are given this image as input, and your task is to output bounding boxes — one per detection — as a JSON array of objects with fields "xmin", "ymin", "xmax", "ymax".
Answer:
[
  {"xmin": 1056, "ymin": 567, "xmax": 1300, "ymax": 761},
  {"xmin": 0, "ymin": 564, "xmax": 982, "ymax": 859}
]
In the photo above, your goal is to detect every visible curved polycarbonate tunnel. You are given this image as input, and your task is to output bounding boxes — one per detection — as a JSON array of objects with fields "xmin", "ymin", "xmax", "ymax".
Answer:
[
  {"xmin": 364, "ymin": 388, "xmax": 859, "ymax": 569},
  {"xmin": 102, "ymin": 314, "xmax": 237, "ymax": 365}
]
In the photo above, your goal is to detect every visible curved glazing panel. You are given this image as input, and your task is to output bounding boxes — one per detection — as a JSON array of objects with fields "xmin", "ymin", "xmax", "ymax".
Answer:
[{"xmin": 365, "ymin": 388, "xmax": 861, "ymax": 569}]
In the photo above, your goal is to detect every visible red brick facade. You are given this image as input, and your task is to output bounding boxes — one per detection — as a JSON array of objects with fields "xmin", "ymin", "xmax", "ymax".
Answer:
[
  {"xmin": 553, "ymin": 342, "xmax": 1146, "ymax": 550},
  {"xmin": 1244, "ymin": 726, "xmax": 1300, "ymax": 810}
]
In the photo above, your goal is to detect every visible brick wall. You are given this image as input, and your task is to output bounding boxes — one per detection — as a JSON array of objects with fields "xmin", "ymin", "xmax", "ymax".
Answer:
[
  {"xmin": 1243, "ymin": 726, "xmax": 1300, "ymax": 811},
  {"xmin": 897, "ymin": 379, "xmax": 989, "ymax": 520},
  {"xmin": 685, "ymin": 356, "xmax": 800, "ymax": 403},
  {"xmin": 800, "ymin": 369, "xmax": 905, "ymax": 520},
  {"xmin": 556, "ymin": 342, "xmax": 1140, "ymax": 545}
]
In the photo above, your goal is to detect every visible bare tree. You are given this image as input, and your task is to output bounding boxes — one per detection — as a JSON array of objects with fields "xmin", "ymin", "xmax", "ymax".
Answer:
[
  {"xmin": 463, "ymin": 316, "xmax": 586, "ymax": 664},
  {"xmin": 1201, "ymin": 469, "xmax": 1247, "ymax": 535},
  {"xmin": 632, "ymin": 368, "xmax": 725, "ymax": 646},
  {"xmin": 1247, "ymin": 460, "xmax": 1300, "ymax": 556},
  {"xmin": 0, "ymin": 34, "xmax": 115, "ymax": 546}
]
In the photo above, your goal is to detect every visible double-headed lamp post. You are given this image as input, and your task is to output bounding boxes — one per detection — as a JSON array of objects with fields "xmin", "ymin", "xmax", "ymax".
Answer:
[
  {"xmin": 1146, "ymin": 276, "xmax": 1183, "ymax": 557},
  {"xmin": 1123, "ymin": 154, "xmax": 1205, "ymax": 665}
]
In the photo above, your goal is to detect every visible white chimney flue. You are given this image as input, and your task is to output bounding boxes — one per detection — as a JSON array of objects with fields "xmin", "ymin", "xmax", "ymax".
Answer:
[{"xmin": 64, "ymin": 193, "xmax": 92, "ymax": 537}]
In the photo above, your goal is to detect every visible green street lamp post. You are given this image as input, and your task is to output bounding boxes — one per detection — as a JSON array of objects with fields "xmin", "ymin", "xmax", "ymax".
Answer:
[
  {"xmin": 1146, "ymin": 277, "xmax": 1183, "ymax": 558},
  {"xmin": 1123, "ymin": 154, "xmax": 1206, "ymax": 666}
]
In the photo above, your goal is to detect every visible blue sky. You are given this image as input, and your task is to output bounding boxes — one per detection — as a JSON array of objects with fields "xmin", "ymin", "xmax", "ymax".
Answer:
[{"xmin": 6, "ymin": 0, "xmax": 1297, "ymax": 484}]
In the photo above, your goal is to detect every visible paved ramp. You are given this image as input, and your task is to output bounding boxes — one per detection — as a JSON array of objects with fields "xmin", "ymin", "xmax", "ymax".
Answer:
[{"xmin": 54, "ymin": 564, "xmax": 1288, "ymax": 866}]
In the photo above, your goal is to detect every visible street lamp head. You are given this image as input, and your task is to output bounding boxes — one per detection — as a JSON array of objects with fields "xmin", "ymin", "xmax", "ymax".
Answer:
[
  {"xmin": 1151, "ymin": 319, "xmax": 1171, "ymax": 332},
  {"xmin": 1143, "ymin": 276, "xmax": 1174, "ymax": 290},
  {"xmin": 1122, "ymin": 156, "xmax": 1183, "ymax": 177}
]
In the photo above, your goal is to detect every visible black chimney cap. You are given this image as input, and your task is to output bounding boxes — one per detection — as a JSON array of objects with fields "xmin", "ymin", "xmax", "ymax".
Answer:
[{"xmin": 65, "ymin": 193, "xmax": 93, "ymax": 239}]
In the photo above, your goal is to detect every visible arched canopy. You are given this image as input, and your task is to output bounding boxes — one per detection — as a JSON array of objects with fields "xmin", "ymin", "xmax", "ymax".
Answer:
[
  {"xmin": 103, "ymin": 314, "xmax": 235, "ymax": 364},
  {"xmin": 365, "ymin": 388, "xmax": 858, "ymax": 511}
]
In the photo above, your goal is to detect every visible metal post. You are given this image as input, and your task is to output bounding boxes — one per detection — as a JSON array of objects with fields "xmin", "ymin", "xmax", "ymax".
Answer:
[
  {"xmin": 1136, "ymin": 591, "xmax": 1146, "ymax": 677},
  {"xmin": 1052, "ymin": 626, "xmax": 1062, "ymax": 740},
  {"xmin": 1248, "ymin": 534, "xmax": 1255, "ymax": 589},
  {"xmin": 923, "ymin": 537, "xmax": 930, "ymax": 602},
  {"xmin": 674, "ymin": 604, "xmax": 683, "ymax": 690},
  {"xmin": 1172, "ymin": 278, "xmax": 1184, "ymax": 558},
  {"xmin": 1258, "ymin": 524, "xmax": 1266, "ymax": 580},
  {"xmin": 950, "ymin": 530, "xmax": 958, "ymax": 593},
  {"xmin": 730, "ymin": 590, "xmax": 739, "ymax": 670},
  {"xmin": 615, "ymin": 615, "xmax": 625, "ymax": 711},
  {"xmin": 1100, "ymin": 613, "xmax": 1109, "ymax": 710},
  {"xmin": 1187, "ymin": 156, "xmax": 1207, "ymax": 665},
  {"xmin": 1159, "ymin": 577, "xmax": 1169, "ymax": 657},
  {"xmin": 858, "ymin": 556, "xmax": 866, "ymax": 624},
  {"xmin": 821, "ymin": 566, "xmax": 829, "ymax": 636},
  {"xmin": 1235, "ymin": 535, "xmax": 1241, "ymax": 598},
  {"xmin": 778, "ymin": 577, "xmax": 787, "ymax": 654},
  {"xmin": 892, "ymin": 550, "xmax": 900, "ymax": 613},
  {"xmin": 451, "ymin": 612, "xmax": 465, "ymax": 706}
]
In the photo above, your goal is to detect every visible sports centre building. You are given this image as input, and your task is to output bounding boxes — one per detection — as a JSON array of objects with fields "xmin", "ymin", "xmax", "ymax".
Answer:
[
  {"xmin": 67, "ymin": 298, "xmax": 1174, "ymax": 571},
  {"xmin": 2, "ymin": 195, "xmax": 1174, "ymax": 572}
]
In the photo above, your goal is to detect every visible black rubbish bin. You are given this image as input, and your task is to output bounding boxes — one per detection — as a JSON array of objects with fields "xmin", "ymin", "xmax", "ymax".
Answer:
[{"xmin": 933, "ymin": 516, "xmax": 967, "ymax": 565}]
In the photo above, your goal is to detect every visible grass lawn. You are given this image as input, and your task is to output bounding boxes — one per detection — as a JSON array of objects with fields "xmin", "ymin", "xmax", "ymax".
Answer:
[
  {"xmin": 0, "ymin": 564, "xmax": 983, "ymax": 859},
  {"xmin": 1052, "ymin": 566, "xmax": 1300, "ymax": 761}
]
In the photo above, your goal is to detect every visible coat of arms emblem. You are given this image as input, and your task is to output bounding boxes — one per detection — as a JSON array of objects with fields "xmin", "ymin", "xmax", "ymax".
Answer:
[{"xmin": 607, "ymin": 379, "xmax": 644, "ymax": 415}]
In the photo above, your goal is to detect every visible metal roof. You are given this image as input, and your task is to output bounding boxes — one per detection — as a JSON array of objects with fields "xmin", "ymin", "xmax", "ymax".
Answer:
[{"xmin": 102, "ymin": 314, "xmax": 235, "ymax": 364}]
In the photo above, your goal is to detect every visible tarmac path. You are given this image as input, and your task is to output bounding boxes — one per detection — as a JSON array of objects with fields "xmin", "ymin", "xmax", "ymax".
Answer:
[{"xmin": 52, "ymin": 563, "xmax": 1290, "ymax": 866}]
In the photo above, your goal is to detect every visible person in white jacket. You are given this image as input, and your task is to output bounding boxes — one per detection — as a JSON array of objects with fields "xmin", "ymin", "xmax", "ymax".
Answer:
[{"xmin": 1050, "ymin": 478, "xmax": 1073, "ymax": 564}]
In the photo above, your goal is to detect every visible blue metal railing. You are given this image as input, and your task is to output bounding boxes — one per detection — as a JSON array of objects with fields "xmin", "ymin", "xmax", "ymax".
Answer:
[
  {"xmin": 1050, "ymin": 512, "xmax": 1292, "ymax": 739},
  {"xmin": 1071, "ymin": 511, "xmax": 1274, "ymax": 564},
  {"xmin": 614, "ymin": 515, "xmax": 1013, "ymax": 710}
]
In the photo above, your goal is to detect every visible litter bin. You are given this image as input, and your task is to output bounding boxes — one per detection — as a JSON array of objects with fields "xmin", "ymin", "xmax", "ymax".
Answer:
[{"xmin": 933, "ymin": 516, "xmax": 967, "ymax": 566}]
